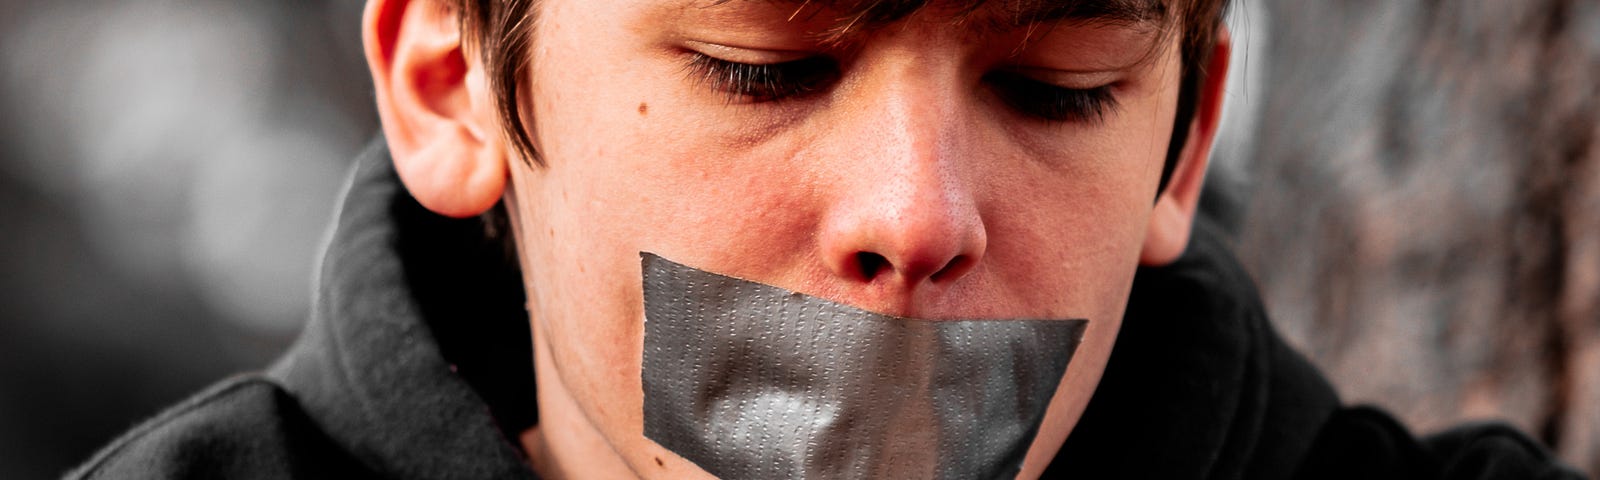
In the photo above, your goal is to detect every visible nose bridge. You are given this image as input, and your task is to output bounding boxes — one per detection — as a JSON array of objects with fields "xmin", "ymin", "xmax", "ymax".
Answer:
[
  {"xmin": 819, "ymin": 51, "xmax": 987, "ymax": 291},
  {"xmin": 837, "ymin": 44, "xmax": 961, "ymax": 196},
  {"xmin": 860, "ymin": 51, "xmax": 952, "ymax": 166}
]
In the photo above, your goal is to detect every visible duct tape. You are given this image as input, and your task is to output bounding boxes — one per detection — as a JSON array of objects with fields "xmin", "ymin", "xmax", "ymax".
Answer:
[{"xmin": 641, "ymin": 253, "xmax": 1088, "ymax": 479}]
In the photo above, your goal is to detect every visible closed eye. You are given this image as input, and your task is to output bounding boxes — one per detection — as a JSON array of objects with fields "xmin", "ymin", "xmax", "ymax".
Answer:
[
  {"xmin": 985, "ymin": 71, "xmax": 1118, "ymax": 123},
  {"xmin": 683, "ymin": 52, "xmax": 839, "ymax": 102}
]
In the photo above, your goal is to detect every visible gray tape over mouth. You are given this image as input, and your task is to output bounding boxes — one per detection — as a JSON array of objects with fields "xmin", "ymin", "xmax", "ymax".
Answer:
[{"xmin": 641, "ymin": 253, "xmax": 1088, "ymax": 480}]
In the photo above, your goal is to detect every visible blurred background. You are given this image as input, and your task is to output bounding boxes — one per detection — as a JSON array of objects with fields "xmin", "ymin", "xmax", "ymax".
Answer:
[
  {"xmin": 0, "ymin": 0, "xmax": 1594, "ymax": 478},
  {"xmin": 0, "ymin": 0, "xmax": 374, "ymax": 477}
]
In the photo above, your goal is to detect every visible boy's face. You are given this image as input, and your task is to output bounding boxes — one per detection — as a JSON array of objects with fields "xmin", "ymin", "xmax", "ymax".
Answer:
[{"xmin": 504, "ymin": 0, "xmax": 1188, "ymax": 476}]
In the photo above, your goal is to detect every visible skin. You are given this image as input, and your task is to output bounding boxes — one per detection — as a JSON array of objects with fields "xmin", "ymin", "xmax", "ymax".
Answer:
[{"xmin": 363, "ymin": 0, "xmax": 1230, "ymax": 478}]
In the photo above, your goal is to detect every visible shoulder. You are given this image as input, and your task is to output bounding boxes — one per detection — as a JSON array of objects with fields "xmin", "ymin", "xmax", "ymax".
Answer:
[
  {"xmin": 1294, "ymin": 406, "xmax": 1588, "ymax": 480},
  {"xmin": 66, "ymin": 374, "xmax": 372, "ymax": 480},
  {"xmin": 1423, "ymin": 420, "xmax": 1589, "ymax": 480}
]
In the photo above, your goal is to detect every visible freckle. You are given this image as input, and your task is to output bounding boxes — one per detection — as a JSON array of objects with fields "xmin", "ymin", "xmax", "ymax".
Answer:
[
  {"xmin": 655, "ymin": 457, "xmax": 664, "ymax": 467},
  {"xmin": 638, "ymin": 102, "xmax": 649, "ymax": 116}
]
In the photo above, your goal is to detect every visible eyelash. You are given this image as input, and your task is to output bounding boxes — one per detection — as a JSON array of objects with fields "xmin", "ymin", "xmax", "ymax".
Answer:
[
  {"xmin": 684, "ymin": 53, "xmax": 839, "ymax": 102},
  {"xmin": 985, "ymin": 71, "xmax": 1118, "ymax": 123},
  {"xmin": 683, "ymin": 52, "xmax": 1118, "ymax": 123}
]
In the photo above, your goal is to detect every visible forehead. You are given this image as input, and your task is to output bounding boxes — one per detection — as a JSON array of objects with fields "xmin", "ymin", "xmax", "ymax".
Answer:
[{"xmin": 718, "ymin": 0, "xmax": 1171, "ymax": 37}]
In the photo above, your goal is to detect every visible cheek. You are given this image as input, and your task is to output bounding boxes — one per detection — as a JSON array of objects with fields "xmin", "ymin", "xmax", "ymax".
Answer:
[
  {"xmin": 978, "ymin": 165, "xmax": 1155, "ymax": 326},
  {"xmin": 534, "ymin": 102, "xmax": 825, "ymax": 282},
  {"xmin": 978, "ymin": 86, "xmax": 1177, "ymax": 320},
  {"xmin": 515, "ymin": 32, "xmax": 831, "ymax": 435}
]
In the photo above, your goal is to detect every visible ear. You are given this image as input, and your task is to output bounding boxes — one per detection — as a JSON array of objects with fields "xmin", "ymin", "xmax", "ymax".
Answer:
[
  {"xmin": 1139, "ymin": 27, "xmax": 1231, "ymax": 266},
  {"xmin": 365, "ymin": 0, "xmax": 506, "ymax": 218}
]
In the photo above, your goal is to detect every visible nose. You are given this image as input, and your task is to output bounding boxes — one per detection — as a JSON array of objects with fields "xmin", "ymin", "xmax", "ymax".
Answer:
[{"xmin": 817, "ymin": 66, "xmax": 987, "ymax": 292}]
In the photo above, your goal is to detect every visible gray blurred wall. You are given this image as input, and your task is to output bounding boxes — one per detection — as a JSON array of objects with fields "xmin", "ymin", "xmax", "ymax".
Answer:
[
  {"xmin": 0, "ymin": 1, "xmax": 374, "ymax": 477},
  {"xmin": 1223, "ymin": 1, "xmax": 1600, "ymax": 475}
]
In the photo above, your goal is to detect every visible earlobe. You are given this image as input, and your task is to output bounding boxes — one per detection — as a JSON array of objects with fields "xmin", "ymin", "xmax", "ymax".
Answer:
[
  {"xmin": 1140, "ymin": 192, "xmax": 1191, "ymax": 266},
  {"xmin": 1139, "ymin": 27, "xmax": 1232, "ymax": 266},
  {"xmin": 365, "ymin": 0, "xmax": 507, "ymax": 218}
]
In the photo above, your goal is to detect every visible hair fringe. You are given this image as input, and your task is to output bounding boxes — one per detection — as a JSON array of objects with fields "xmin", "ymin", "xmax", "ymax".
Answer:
[{"xmin": 440, "ymin": 0, "xmax": 1230, "ymax": 170}]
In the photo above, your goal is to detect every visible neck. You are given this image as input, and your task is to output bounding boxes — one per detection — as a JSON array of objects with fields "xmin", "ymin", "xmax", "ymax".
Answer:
[
  {"xmin": 520, "ymin": 321, "xmax": 641, "ymax": 479},
  {"xmin": 503, "ymin": 181, "xmax": 634, "ymax": 478}
]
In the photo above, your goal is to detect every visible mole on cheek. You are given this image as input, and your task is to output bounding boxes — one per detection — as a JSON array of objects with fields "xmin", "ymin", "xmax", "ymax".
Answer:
[{"xmin": 638, "ymin": 102, "xmax": 649, "ymax": 116}]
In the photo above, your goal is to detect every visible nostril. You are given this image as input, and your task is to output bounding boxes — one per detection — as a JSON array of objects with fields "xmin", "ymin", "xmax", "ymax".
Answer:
[
  {"xmin": 929, "ymin": 255, "xmax": 970, "ymax": 283},
  {"xmin": 855, "ymin": 252, "xmax": 888, "ymax": 281}
]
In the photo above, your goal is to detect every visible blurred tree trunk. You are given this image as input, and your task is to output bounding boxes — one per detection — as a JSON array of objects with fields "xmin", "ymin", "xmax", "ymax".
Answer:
[{"xmin": 1221, "ymin": 0, "xmax": 1600, "ymax": 475}]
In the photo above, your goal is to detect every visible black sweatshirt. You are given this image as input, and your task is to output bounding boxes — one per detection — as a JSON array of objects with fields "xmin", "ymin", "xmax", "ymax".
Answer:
[{"xmin": 68, "ymin": 139, "xmax": 1586, "ymax": 479}]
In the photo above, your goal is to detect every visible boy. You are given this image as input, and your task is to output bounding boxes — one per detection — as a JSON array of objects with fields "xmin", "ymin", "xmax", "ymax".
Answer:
[{"xmin": 71, "ymin": 0, "xmax": 1583, "ymax": 478}]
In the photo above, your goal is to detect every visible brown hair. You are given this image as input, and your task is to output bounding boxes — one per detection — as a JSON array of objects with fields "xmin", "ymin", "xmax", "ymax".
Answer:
[{"xmin": 445, "ymin": 0, "xmax": 1230, "ymax": 186}]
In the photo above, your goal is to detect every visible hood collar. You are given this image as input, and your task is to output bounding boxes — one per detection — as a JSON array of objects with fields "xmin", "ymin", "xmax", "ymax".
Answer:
[{"xmin": 269, "ymin": 138, "xmax": 538, "ymax": 479}]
